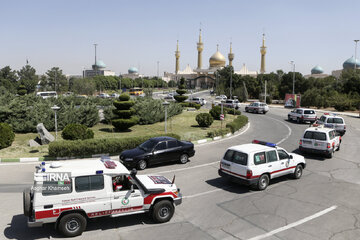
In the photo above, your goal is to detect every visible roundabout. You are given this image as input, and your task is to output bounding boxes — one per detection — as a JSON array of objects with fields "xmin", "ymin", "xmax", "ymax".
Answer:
[{"xmin": 1, "ymin": 106, "xmax": 360, "ymax": 240}]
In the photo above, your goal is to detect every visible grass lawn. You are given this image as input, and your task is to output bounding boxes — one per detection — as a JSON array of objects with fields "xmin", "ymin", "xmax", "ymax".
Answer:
[{"xmin": 0, "ymin": 109, "xmax": 236, "ymax": 159}]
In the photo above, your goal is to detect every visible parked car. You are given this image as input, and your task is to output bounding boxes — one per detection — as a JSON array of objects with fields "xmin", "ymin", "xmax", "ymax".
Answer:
[
  {"xmin": 97, "ymin": 93, "xmax": 110, "ymax": 98},
  {"xmin": 36, "ymin": 91, "xmax": 58, "ymax": 99},
  {"xmin": 200, "ymin": 98, "xmax": 207, "ymax": 105},
  {"xmin": 110, "ymin": 93, "xmax": 120, "ymax": 98},
  {"xmin": 245, "ymin": 102, "xmax": 269, "ymax": 114},
  {"xmin": 120, "ymin": 137, "xmax": 195, "ymax": 170},
  {"xmin": 223, "ymin": 99, "xmax": 240, "ymax": 109},
  {"xmin": 188, "ymin": 97, "xmax": 204, "ymax": 106},
  {"xmin": 163, "ymin": 96, "xmax": 175, "ymax": 102},
  {"xmin": 288, "ymin": 108, "xmax": 317, "ymax": 124},
  {"xmin": 316, "ymin": 113, "xmax": 346, "ymax": 136}
]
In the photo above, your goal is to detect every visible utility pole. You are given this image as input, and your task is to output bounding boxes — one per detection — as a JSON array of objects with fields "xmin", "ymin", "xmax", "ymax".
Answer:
[
  {"xmin": 157, "ymin": 61, "xmax": 159, "ymax": 79},
  {"xmin": 54, "ymin": 70, "xmax": 57, "ymax": 92},
  {"xmin": 264, "ymin": 79, "xmax": 267, "ymax": 103},
  {"xmin": 230, "ymin": 66, "xmax": 233, "ymax": 99},
  {"xmin": 290, "ymin": 61, "xmax": 295, "ymax": 95}
]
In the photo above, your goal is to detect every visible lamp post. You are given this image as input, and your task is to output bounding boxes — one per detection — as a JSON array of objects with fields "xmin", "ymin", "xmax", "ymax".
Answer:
[
  {"xmin": 230, "ymin": 66, "xmax": 233, "ymax": 100},
  {"xmin": 354, "ymin": 40, "xmax": 359, "ymax": 70},
  {"xmin": 233, "ymin": 96, "xmax": 237, "ymax": 114},
  {"xmin": 162, "ymin": 101, "xmax": 170, "ymax": 133},
  {"xmin": 290, "ymin": 61, "xmax": 295, "ymax": 95},
  {"xmin": 221, "ymin": 99, "xmax": 225, "ymax": 129},
  {"xmin": 51, "ymin": 105, "xmax": 60, "ymax": 140}
]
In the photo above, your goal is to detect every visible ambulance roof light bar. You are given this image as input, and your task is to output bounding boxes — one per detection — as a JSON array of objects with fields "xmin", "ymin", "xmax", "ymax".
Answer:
[{"xmin": 252, "ymin": 140, "xmax": 276, "ymax": 147}]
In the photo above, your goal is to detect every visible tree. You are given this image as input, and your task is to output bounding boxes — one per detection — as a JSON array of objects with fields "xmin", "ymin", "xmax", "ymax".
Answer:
[
  {"xmin": 17, "ymin": 65, "xmax": 38, "ymax": 94},
  {"xmin": 112, "ymin": 94, "xmax": 138, "ymax": 131},
  {"xmin": 341, "ymin": 69, "xmax": 360, "ymax": 94},
  {"xmin": 40, "ymin": 67, "xmax": 68, "ymax": 92},
  {"xmin": 174, "ymin": 77, "xmax": 188, "ymax": 102},
  {"xmin": 0, "ymin": 66, "xmax": 18, "ymax": 94},
  {"xmin": 70, "ymin": 78, "xmax": 96, "ymax": 95}
]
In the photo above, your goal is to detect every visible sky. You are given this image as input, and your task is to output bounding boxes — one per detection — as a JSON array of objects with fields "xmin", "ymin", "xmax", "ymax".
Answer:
[{"xmin": 0, "ymin": 0, "xmax": 359, "ymax": 77}]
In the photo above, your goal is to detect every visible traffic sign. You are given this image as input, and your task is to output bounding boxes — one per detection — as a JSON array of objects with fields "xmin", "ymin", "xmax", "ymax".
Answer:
[{"xmin": 220, "ymin": 114, "xmax": 224, "ymax": 120}]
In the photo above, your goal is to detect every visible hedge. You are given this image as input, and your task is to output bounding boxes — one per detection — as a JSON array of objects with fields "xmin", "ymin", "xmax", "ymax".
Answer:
[
  {"xmin": 49, "ymin": 133, "xmax": 181, "ymax": 157},
  {"xmin": 113, "ymin": 100, "xmax": 135, "ymax": 110},
  {"xmin": 207, "ymin": 128, "xmax": 231, "ymax": 138},
  {"xmin": 226, "ymin": 115, "xmax": 248, "ymax": 134},
  {"xmin": 180, "ymin": 102, "xmax": 201, "ymax": 110},
  {"xmin": 112, "ymin": 116, "xmax": 139, "ymax": 131},
  {"xmin": 61, "ymin": 123, "xmax": 94, "ymax": 140},
  {"xmin": 196, "ymin": 113, "xmax": 213, "ymax": 127},
  {"xmin": 174, "ymin": 95, "xmax": 188, "ymax": 103},
  {"xmin": 210, "ymin": 106, "xmax": 226, "ymax": 120}
]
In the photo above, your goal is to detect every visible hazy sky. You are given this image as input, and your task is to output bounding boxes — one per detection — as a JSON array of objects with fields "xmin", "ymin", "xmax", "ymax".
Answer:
[{"xmin": 1, "ymin": 0, "xmax": 359, "ymax": 76}]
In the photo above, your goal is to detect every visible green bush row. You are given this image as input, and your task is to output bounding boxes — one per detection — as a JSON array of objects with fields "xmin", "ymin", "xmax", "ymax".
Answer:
[
  {"xmin": 226, "ymin": 115, "xmax": 248, "ymax": 134},
  {"xmin": 207, "ymin": 128, "xmax": 231, "ymax": 138},
  {"xmin": 61, "ymin": 123, "xmax": 94, "ymax": 140},
  {"xmin": 48, "ymin": 133, "xmax": 181, "ymax": 157},
  {"xmin": 180, "ymin": 102, "xmax": 201, "ymax": 110}
]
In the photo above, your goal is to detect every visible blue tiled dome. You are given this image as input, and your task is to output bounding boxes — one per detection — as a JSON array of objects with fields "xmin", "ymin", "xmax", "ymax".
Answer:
[
  {"xmin": 128, "ymin": 67, "xmax": 138, "ymax": 74},
  {"xmin": 92, "ymin": 60, "xmax": 106, "ymax": 70},
  {"xmin": 343, "ymin": 56, "xmax": 360, "ymax": 69},
  {"xmin": 311, "ymin": 65, "xmax": 324, "ymax": 74}
]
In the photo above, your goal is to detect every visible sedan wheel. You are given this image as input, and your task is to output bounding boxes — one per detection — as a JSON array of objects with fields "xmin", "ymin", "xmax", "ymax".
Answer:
[
  {"xmin": 179, "ymin": 154, "xmax": 188, "ymax": 164},
  {"xmin": 137, "ymin": 160, "xmax": 147, "ymax": 170}
]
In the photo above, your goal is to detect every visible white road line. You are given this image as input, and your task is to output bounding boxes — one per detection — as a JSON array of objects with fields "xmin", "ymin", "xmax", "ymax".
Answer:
[
  {"xmin": 183, "ymin": 188, "xmax": 223, "ymax": 199},
  {"xmin": 264, "ymin": 116, "xmax": 292, "ymax": 145},
  {"xmin": 247, "ymin": 205, "xmax": 337, "ymax": 240}
]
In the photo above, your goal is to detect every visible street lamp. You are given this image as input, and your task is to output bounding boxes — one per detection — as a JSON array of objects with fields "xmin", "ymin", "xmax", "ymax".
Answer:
[
  {"xmin": 354, "ymin": 40, "xmax": 359, "ymax": 70},
  {"xmin": 230, "ymin": 66, "xmax": 233, "ymax": 100},
  {"xmin": 51, "ymin": 105, "xmax": 60, "ymax": 140},
  {"xmin": 220, "ymin": 99, "xmax": 226, "ymax": 129},
  {"xmin": 290, "ymin": 61, "xmax": 295, "ymax": 95},
  {"xmin": 162, "ymin": 101, "xmax": 170, "ymax": 133}
]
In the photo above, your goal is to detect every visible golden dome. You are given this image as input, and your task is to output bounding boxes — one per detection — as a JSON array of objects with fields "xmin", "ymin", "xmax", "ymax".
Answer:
[{"xmin": 209, "ymin": 47, "xmax": 226, "ymax": 68}]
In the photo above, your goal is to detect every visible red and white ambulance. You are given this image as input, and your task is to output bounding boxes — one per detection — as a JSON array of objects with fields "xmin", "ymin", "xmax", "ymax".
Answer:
[{"xmin": 23, "ymin": 158, "xmax": 182, "ymax": 237}]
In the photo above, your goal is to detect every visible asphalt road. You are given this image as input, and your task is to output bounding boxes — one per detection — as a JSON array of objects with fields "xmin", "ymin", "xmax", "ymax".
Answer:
[{"xmin": 1, "ymin": 103, "xmax": 360, "ymax": 240}]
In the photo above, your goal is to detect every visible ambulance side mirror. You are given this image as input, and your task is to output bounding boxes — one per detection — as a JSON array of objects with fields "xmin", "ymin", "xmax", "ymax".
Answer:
[{"xmin": 289, "ymin": 155, "xmax": 293, "ymax": 159}]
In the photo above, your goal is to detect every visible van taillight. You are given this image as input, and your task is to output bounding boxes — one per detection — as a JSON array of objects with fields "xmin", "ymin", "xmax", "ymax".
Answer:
[
  {"xmin": 299, "ymin": 140, "xmax": 302, "ymax": 145},
  {"xmin": 246, "ymin": 170, "xmax": 253, "ymax": 179},
  {"xmin": 344, "ymin": 125, "xmax": 346, "ymax": 129},
  {"xmin": 327, "ymin": 143, "xmax": 331, "ymax": 148}
]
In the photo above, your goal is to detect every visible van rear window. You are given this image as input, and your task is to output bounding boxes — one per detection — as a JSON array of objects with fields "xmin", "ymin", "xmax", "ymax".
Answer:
[
  {"xmin": 303, "ymin": 131, "xmax": 326, "ymax": 141},
  {"xmin": 304, "ymin": 110, "xmax": 315, "ymax": 114},
  {"xmin": 333, "ymin": 118, "xmax": 344, "ymax": 124},
  {"xmin": 223, "ymin": 150, "xmax": 248, "ymax": 165}
]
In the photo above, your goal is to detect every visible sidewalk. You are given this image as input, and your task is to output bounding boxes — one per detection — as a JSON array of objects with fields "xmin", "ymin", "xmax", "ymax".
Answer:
[{"xmin": 268, "ymin": 104, "xmax": 359, "ymax": 118}]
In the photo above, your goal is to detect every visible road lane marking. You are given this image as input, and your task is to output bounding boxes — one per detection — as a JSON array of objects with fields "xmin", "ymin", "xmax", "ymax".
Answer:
[
  {"xmin": 247, "ymin": 205, "xmax": 337, "ymax": 240},
  {"xmin": 264, "ymin": 116, "xmax": 292, "ymax": 145},
  {"xmin": 154, "ymin": 161, "xmax": 219, "ymax": 174},
  {"xmin": 183, "ymin": 189, "xmax": 223, "ymax": 199}
]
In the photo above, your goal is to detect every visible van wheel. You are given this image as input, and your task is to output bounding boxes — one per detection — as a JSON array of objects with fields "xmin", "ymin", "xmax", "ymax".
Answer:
[
  {"xmin": 152, "ymin": 200, "xmax": 174, "ymax": 223},
  {"xmin": 23, "ymin": 188, "xmax": 32, "ymax": 217},
  {"xmin": 288, "ymin": 115, "xmax": 291, "ymax": 121},
  {"xmin": 58, "ymin": 213, "xmax": 87, "ymax": 237},
  {"xmin": 292, "ymin": 164, "xmax": 303, "ymax": 179},
  {"xmin": 297, "ymin": 118, "xmax": 301, "ymax": 124},
  {"xmin": 179, "ymin": 154, "xmax": 188, "ymax": 164},
  {"xmin": 257, "ymin": 174, "xmax": 269, "ymax": 190},
  {"xmin": 327, "ymin": 149, "xmax": 334, "ymax": 158},
  {"xmin": 137, "ymin": 160, "xmax": 147, "ymax": 170},
  {"xmin": 336, "ymin": 144, "xmax": 340, "ymax": 151}
]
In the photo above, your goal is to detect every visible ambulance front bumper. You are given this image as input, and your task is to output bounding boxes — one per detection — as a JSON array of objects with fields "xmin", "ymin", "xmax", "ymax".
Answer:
[
  {"xmin": 27, "ymin": 217, "xmax": 44, "ymax": 227},
  {"xmin": 174, "ymin": 193, "xmax": 182, "ymax": 206}
]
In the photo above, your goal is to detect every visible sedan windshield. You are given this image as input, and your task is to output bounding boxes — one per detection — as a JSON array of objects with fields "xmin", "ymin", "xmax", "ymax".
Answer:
[{"xmin": 139, "ymin": 140, "xmax": 157, "ymax": 152}]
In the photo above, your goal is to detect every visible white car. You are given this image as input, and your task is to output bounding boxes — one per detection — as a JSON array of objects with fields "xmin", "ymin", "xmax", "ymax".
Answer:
[
  {"xmin": 299, "ymin": 124, "xmax": 341, "ymax": 158},
  {"xmin": 219, "ymin": 140, "xmax": 306, "ymax": 190},
  {"xmin": 288, "ymin": 108, "xmax": 317, "ymax": 124},
  {"xmin": 316, "ymin": 113, "xmax": 346, "ymax": 136},
  {"xmin": 245, "ymin": 102, "xmax": 269, "ymax": 114},
  {"xmin": 97, "ymin": 93, "xmax": 110, "ymax": 98},
  {"xmin": 110, "ymin": 93, "xmax": 120, "ymax": 98},
  {"xmin": 24, "ymin": 158, "xmax": 182, "ymax": 237},
  {"xmin": 163, "ymin": 96, "xmax": 175, "ymax": 102}
]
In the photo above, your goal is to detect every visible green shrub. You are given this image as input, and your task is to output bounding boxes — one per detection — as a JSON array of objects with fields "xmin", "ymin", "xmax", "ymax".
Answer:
[
  {"xmin": 176, "ymin": 89, "xmax": 187, "ymax": 95},
  {"xmin": 61, "ymin": 123, "xmax": 94, "ymax": 140},
  {"xmin": 48, "ymin": 133, "xmax": 181, "ymax": 157},
  {"xmin": 180, "ymin": 102, "xmax": 201, "ymax": 110},
  {"xmin": 0, "ymin": 123, "xmax": 15, "ymax": 149},
  {"xmin": 112, "ymin": 94, "xmax": 138, "ymax": 131},
  {"xmin": 112, "ymin": 116, "xmax": 139, "ymax": 131},
  {"xmin": 196, "ymin": 113, "xmax": 214, "ymax": 127},
  {"xmin": 210, "ymin": 106, "xmax": 226, "ymax": 120},
  {"xmin": 226, "ymin": 115, "xmax": 248, "ymax": 133},
  {"xmin": 207, "ymin": 128, "xmax": 231, "ymax": 138},
  {"xmin": 225, "ymin": 108, "xmax": 241, "ymax": 115},
  {"xmin": 118, "ymin": 94, "xmax": 130, "ymax": 101},
  {"xmin": 132, "ymin": 98, "xmax": 183, "ymax": 125},
  {"xmin": 174, "ymin": 95, "xmax": 188, "ymax": 103}
]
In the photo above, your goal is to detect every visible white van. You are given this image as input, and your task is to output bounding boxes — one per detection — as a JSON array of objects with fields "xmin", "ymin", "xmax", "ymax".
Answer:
[{"xmin": 36, "ymin": 91, "xmax": 58, "ymax": 99}]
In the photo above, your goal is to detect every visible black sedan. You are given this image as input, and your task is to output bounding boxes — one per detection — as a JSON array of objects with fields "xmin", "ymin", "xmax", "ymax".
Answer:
[{"xmin": 119, "ymin": 137, "xmax": 195, "ymax": 170}]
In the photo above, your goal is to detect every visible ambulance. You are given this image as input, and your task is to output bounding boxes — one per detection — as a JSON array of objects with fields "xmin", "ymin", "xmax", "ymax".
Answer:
[{"xmin": 23, "ymin": 157, "xmax": 182, "ymax": 237}]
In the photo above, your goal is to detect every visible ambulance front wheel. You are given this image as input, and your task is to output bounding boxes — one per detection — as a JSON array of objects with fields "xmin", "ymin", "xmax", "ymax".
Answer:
[
  {"xmin": 152, "ymin": 200, "xmax": 174, "ymax": 223},
  {"xmin": 58, "ymin": 213, "xmax": 87, "ymax": 237}
]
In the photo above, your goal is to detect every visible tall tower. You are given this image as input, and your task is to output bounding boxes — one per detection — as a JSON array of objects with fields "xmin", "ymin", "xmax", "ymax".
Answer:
[
  {"xmin": 260, "ymin": 34, "xmax": 267, "ymax": 74},
  {"xmin": 175, "ymin": 40, "xmax": 180, "ymax": 74},
  {"xmin": 228, "ymin": 42, "xmax": 234, "ymax": 66},
  {"xmin": 197, "ymin": 28, "xmax": 204, "ymax": 69}
]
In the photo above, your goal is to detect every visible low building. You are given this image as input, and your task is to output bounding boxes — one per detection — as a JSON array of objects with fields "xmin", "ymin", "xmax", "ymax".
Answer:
[{"xmin": 83, "ymin": 60, "xmax": 115, "ymax": 78}]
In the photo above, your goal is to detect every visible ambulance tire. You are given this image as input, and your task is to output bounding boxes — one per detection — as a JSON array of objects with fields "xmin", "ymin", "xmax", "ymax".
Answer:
[
  {"xmin": 336, "ymin": 144, "xmax": 340, "ymax": 151},
  {"xmin": 327, "ymin": 149, "xmax": 334, "ymax": 158},
  {"xmin": 257, "ymin": 174, "xmax": 269, "ymax": 190},
  {"xmin": 58, "ymin": 213, "xmax": 87, "ymax": 237},
  {"xmin": 292, "ymin": 164, "xmax": 303, "ymax": 179},
  {"xmin": 23, "ymin": 188, "xmax": 31, "ymax": 217},
  {"xmin": 152, "ymin": 200, "xmax": 174, "ymax": 223}
]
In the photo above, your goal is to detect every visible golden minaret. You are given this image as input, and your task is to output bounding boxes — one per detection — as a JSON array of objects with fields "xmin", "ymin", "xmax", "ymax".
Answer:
[
  {"xmin": 228, "ymin": 42, "xmax": 234, "ymax": 66},
  {"xmin": 260, "ymin": 33, "xmax": 267, "ymax": 74},
  {"xmin": 175, "ymin": 40, "xmax": 180, "ymax": 74},
  {"xmin": 197, "ymin": 28, "xmax": 203, "ymax": 69}
]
